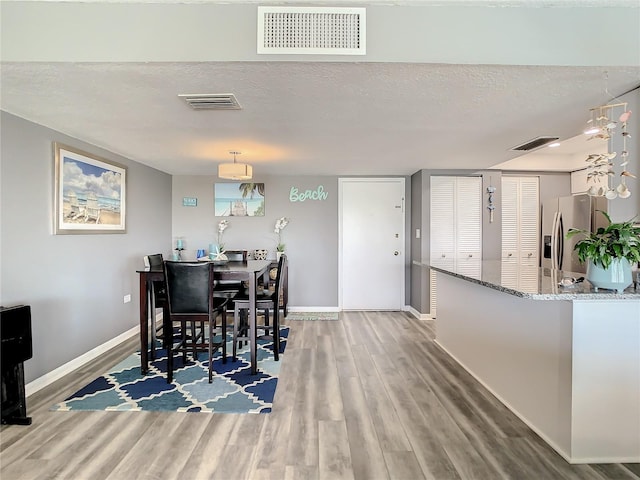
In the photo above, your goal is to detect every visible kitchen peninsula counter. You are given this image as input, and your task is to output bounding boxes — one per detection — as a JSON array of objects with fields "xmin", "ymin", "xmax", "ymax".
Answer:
[
  {"xmin": 417, "ymin": 259, "xmax": 640, "ymax": 300},
  {"xmin": 417, "ymin": 260, "xmax": 640, "ymax": 464}
]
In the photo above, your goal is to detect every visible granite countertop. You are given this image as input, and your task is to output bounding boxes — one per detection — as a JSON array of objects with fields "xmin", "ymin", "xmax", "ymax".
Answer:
[{"xmin": 414, "ymin": 259, "xmax": 640, "ymax": 300}]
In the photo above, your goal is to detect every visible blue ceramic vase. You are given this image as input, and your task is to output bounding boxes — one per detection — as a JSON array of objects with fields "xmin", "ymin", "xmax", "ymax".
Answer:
[{"xmin": 586, "ymin": 258, "xmax": 632, "ymax": 294}]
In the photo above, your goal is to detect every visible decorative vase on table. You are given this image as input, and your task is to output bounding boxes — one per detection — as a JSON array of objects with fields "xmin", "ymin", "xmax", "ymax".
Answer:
[
  {"xmin": 586, "ymin": 258, "xmax": 633, "ymax": 294},
  {"xmin": 276, "ymin": 251, "xmax": 284, "ymax": 261}
]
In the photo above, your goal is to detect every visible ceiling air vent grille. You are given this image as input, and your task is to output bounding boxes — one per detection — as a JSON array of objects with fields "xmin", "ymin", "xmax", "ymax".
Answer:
[
  {"xmin": 511, "ymin": 136, "xmax": 560, "ymax": 152},
  {"xmin": 257, "ymin": 6, "xmax": 366, "ymax": 55},
  {"xmin": 178, "ymin": 93, "xmax": 241, "ymax": 110}
]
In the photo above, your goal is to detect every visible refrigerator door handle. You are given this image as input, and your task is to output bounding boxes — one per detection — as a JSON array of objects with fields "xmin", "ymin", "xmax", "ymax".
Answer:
[
  {"xmin": 550, "ymin": 212, "xmax": 559, "ymax": 270},
  {"xmin": 558, "ymin": 213, "xmax": 564, "ymax": 271}
]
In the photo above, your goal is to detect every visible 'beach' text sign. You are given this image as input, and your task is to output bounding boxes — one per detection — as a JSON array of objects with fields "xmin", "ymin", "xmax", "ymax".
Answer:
[{"xmin": 289, "ymin": 185, "xmax": 328, "ymax": 202}]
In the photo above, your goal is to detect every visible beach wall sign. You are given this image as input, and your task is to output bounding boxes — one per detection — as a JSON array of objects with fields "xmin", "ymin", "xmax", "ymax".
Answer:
[{"xmin": 289, "ymin": 185, "xmax": 328, "ymax": 202}]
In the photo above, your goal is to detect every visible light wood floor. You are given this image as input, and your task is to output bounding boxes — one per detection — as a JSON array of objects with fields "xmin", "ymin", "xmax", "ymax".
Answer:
[{"xmin": 2, "ymin": 311, "xmax": 639, "ymax": 480}]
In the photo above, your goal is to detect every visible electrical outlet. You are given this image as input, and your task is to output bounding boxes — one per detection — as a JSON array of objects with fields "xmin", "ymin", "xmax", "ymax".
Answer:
[
  {"xmin": 416, "ymin": 228, "xmax": 421, "ymax": 239},
  {"xmin": 123, "ymin": 294, "xmax": 131, "ymax": 304}
]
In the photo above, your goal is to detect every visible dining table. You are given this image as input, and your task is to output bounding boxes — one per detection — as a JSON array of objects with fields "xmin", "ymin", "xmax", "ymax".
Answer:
[{"xmin": 136, "ymin": 259, "xmax": 272, "ymax": 375}]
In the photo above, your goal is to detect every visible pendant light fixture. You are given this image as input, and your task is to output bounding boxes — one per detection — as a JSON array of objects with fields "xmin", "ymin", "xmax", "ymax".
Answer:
[{"xmin": 218, "ymin": 151, "xmax": 253, "ymax": 180}]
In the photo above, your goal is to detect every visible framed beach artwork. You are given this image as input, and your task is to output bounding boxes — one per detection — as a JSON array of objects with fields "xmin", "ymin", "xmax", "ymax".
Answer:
[
  {"xmin": 53, "ymin": 143, "xmax": 127, "ymax": 234},
  {"xmin": 214, "ymin": 182, "xmax": 265, "ymax": 217}
]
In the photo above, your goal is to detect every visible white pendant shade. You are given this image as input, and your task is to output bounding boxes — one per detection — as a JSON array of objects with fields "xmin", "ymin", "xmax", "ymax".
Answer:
[{"xmin": 218, "ymin": 151, "xmax": 252, "ymax": 180}]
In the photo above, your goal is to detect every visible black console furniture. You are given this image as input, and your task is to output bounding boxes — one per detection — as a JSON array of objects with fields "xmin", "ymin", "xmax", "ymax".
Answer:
[{"xmin": 1, "ymin": 305, "xmax": 33, "ymax": 425}]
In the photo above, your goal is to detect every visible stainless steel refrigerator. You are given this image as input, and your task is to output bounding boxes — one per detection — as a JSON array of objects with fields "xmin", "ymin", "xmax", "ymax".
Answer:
[{"xmin": 541, "ymin": 194, "xmax": 608, "ymax": 273}]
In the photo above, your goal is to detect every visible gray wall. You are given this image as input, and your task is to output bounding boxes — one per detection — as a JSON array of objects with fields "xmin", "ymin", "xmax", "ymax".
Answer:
[
  {"xmin": 172, "ymin": 175, "xmax": 339, "ymax": 307},
  {"xmin": 0, "ymin": 112, "xmax": 172, "ymax": 383},
  {"xmin": 3, "ymin": 4, "xmax": 638, "ymax": 67}
]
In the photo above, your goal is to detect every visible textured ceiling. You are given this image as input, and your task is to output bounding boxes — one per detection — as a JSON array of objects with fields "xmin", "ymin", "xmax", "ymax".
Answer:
[{"xmin": 3, "ymin": 62, "xmax": 638, "ymax": 176}]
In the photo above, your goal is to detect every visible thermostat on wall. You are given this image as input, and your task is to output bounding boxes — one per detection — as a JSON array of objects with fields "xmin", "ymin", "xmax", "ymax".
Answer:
[{"xmin": 183, "ymin": 197, "xmax": 197, "ymax": 207}]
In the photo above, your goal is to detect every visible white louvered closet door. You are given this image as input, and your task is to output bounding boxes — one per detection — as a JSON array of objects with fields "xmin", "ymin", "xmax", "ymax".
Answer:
[
  {"xmin": 430, "ymin": 176, "xmax": 455, "ymax": 269},
  {"xmin": 455, "ymin": 177, "xmax": 482, "ymax": 278},
  {"xmin": 501, "ymin": 176, "xmax": 540, "ymax": 291},
  {"xmin": 519, "ymin": 177, "xmax": 540, "ymax": 265},
  {"xmin": 501, "ymin": 177, "xmax": 519, "ymax": 263},
  {"xmin": 430, "ymin": 176, "xmax": 482, "ymax": 317}
]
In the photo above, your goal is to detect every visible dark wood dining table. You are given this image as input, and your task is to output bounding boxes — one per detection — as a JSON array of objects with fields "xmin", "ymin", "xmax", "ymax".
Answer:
[{"xmin": 136, "ymin": 259, "xmax": 272, "ymax": 375}]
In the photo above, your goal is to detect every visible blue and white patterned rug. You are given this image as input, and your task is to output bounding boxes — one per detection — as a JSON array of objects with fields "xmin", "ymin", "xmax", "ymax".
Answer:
[{"xmin": 51, "ymin": 327, "xmax": 289, "ymax": 414}]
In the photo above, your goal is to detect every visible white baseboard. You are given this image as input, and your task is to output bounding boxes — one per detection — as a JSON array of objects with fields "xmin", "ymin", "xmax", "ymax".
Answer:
[
  {"xmin": 25, "ymin": 325, "xmax": 139, "ymax": 397},
  {"xmin": 286, "ymin": 306, "xmax": 340, "ymax": 313},
  {"xmin": 407, "ymin": 305, "xmax": 434, "ymax": 320}
]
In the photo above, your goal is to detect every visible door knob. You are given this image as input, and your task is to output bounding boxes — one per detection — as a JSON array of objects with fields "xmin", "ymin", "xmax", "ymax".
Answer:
[{"xmin": 394, "ymin": 251, "xmax": 399, "ymax": 256}]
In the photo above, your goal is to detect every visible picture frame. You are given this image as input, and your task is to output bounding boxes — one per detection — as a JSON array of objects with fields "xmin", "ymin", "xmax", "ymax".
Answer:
[
  {"xmin": 214, "ymin": 182, "xmax": 265, "ymax": 217},
  {"xmin": 53, "ymin": 142, "xmax": 127, "ymax": 234}
]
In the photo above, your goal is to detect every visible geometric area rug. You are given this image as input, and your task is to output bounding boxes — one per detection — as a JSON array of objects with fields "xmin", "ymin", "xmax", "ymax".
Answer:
[{"xmin": 50, "ymin": 327, "xmax": 289, "ymax": 414}]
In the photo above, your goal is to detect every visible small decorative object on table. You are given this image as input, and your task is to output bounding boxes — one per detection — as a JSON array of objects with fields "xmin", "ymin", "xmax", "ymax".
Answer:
[
  {"xmin": 253, "ymin": 249, "xmax": 268, "ymax": 260},
  {"xmin": 216, "ymin": 219, "xmax": 229, "ymax": 251},
  {"xmin": 174, "ymin": 238, "xmax": 185, "ymax": 261},
  {"xmin": 208, "ymin": 244, "xmax": 227, "ymax": 262},
  {"xmin": 274, "ymin": 216, "xmax": 289, "ymax": 257},
  {"xmin": 208, "ymin": 219, "xmax": 230, "ymax": 261}
]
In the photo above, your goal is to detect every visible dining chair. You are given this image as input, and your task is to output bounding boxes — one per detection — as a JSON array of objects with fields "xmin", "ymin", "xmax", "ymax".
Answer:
[
  {"xmin": 214, "ymin": 249, "xmax": 249, "ymax": 311},
  {"xmin": 214, "ymin": 249, "xmax": 247, "ymax": 290},
  {"xmin": 232, "ymin": 253, "xmax": 287, "ymax": 362},
  {"xmin": 163, "ymin": 261, "xmax": 229, "ymax": 383},
  {"xmin": 145, "ymin": 253, "xmax": 167, "ymax": 359}
]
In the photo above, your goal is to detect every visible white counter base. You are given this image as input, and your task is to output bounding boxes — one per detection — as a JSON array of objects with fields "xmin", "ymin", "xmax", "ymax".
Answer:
[{"xmin": 435, "ymin": 272, "xmax": 640, "ymax": 464}]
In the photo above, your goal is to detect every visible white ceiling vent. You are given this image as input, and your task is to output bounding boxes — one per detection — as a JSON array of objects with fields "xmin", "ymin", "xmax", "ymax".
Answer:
[
  {"xmin": 178, "ymin": 93, "xmax": 241, "ymax": 110},
  {"xmin": 257, "ymin": 6, "xmax": 366, "ymax": 55}
]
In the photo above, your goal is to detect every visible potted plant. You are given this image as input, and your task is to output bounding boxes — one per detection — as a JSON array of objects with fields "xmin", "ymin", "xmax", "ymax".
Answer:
[
  {"xmin": 566, "ymin": 211, "xmax": 640, "ymax": 293},
  {"xmin": 274, "ymin": 216, "xmax": 289, "ymax": 260}
]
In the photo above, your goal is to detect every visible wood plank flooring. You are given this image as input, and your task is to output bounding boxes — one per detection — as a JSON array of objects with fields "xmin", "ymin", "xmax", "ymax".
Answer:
[{"xmin": 2, "ymin": 311, "xmax": 639, "ymax": 480}]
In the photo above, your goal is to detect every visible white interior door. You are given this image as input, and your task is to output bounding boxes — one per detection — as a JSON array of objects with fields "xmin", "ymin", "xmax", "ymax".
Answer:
[{"xmin": 339, "ymin": 178, "xmax": 405, "ymax": 310}]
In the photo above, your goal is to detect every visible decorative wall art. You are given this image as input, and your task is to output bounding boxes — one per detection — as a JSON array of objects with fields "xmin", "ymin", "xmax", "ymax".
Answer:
[
  {"xmin": 289, "ymin": 185, "xmax": 329, "ymax": 202},
  {"xmin": 214, "ymin": 182, "xmax": 265, "ymax": 217},
  {"xmin": 54, "ymin": 143, "xmax": 126, "ymax": 234}
]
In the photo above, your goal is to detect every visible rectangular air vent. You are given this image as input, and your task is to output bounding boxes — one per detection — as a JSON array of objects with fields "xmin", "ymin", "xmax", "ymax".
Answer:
[
  {"xmin": 511, "ymin": 136, "xmax": 560, "ymax": 151},
  {"xmin": 257, "ymin": 6, "xmax": 366, "ymax": 55},
  {"xmin": 178, "ymin": 94, "xmax": 241, "ymax": 110}
]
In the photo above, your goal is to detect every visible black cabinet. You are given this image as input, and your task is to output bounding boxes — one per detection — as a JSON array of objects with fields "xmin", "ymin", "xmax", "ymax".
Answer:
[{"xmin": 1, "ymin": 305, "xmax": 33, "ymax": 425}]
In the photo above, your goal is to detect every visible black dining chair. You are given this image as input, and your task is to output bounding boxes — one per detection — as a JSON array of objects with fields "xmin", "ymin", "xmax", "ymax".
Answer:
[
  {"xmin": 145, "ymin": 253, "xmax": 167, "ymax": 359},
  {"xmin": 232, "ymin": 253, "xmax": 287, "ymax": 362},
  {"xmin": 163, "ymin": 261, "xmax": 229, "ymax": 383},
  {"xmin": 214, "ymin": 249, "xmax": 247, "ymax": 295}
]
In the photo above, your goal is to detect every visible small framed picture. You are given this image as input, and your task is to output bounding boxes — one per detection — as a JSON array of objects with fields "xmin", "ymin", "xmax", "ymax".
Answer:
[{"xmin": 53, "ymin": 143, "xmax": 127, "ymax": 234}]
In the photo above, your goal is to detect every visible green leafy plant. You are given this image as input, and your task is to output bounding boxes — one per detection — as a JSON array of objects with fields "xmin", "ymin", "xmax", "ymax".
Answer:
[{"xmin": 566, "ymin": 210, "xmax": 640, "ymax": 269}]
